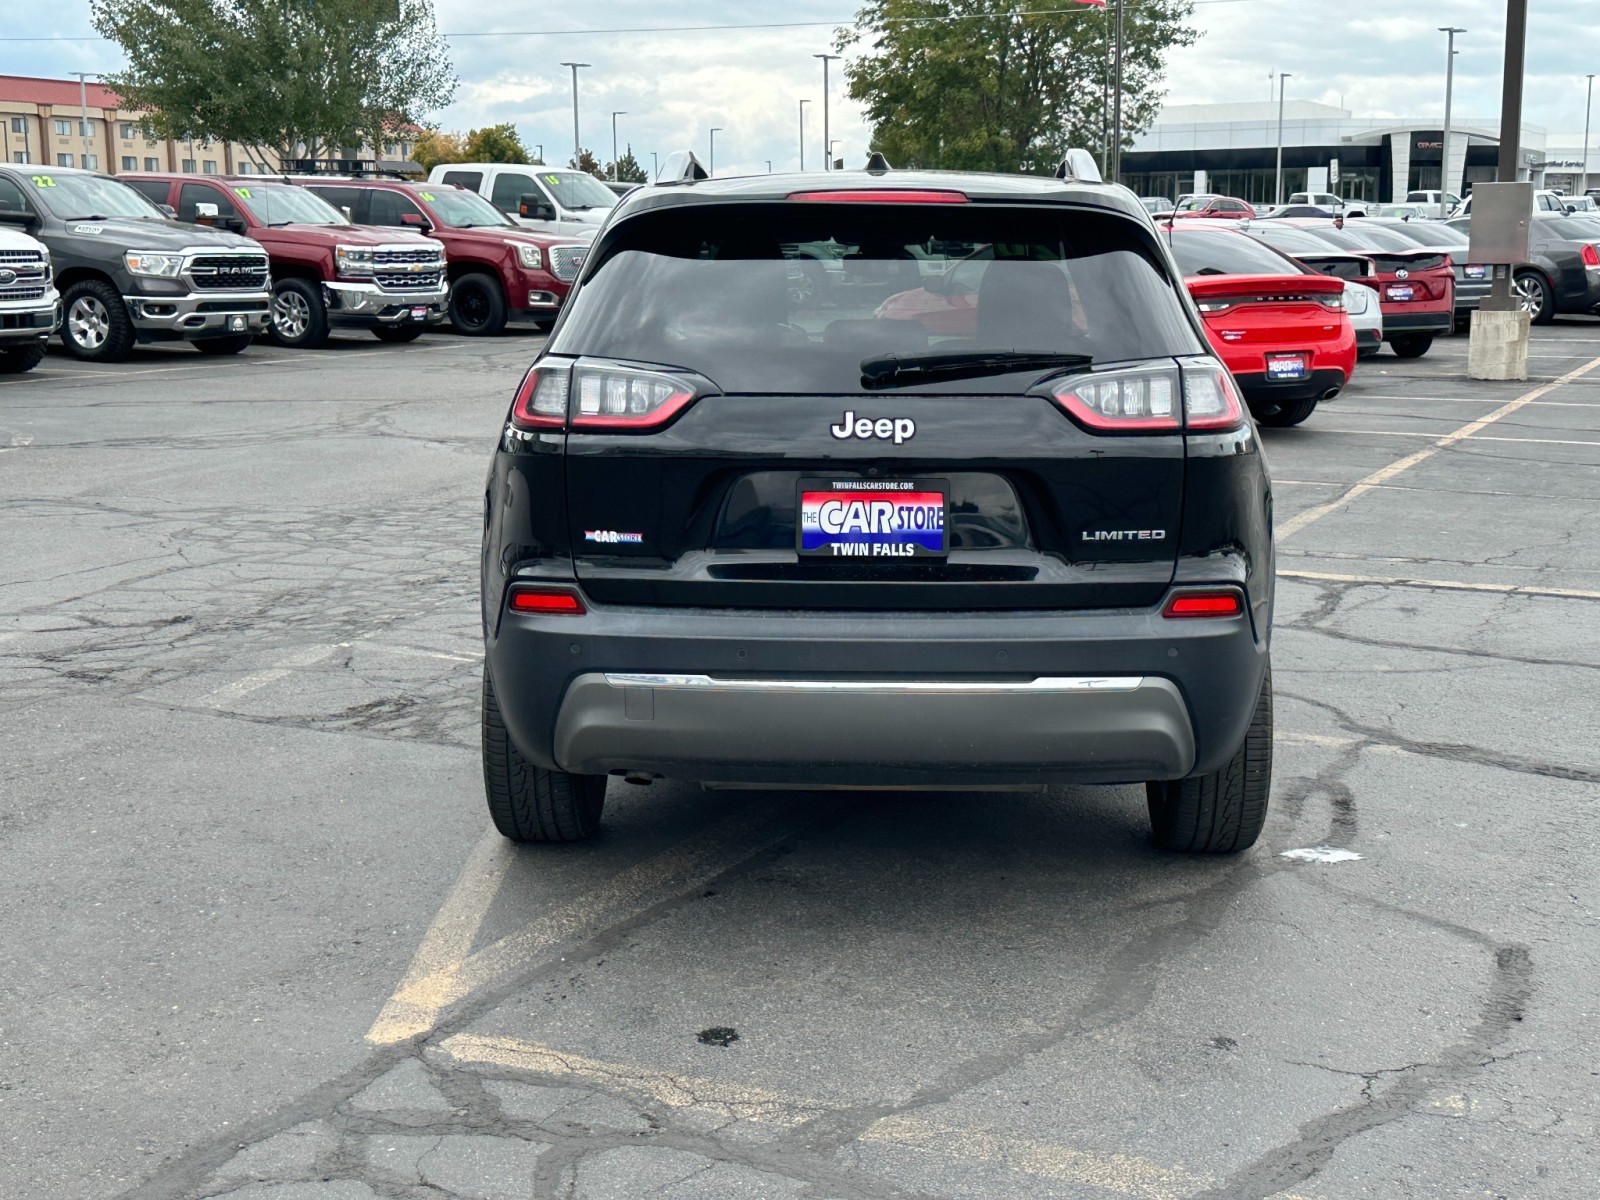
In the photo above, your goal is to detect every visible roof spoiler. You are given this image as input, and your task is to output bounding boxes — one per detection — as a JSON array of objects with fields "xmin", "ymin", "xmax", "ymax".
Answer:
[
  {"xmin": 1054, "ymin": 149, "xmax": 1103, "ymax": 184},
  {"xmin": 657, "ymin": 151, "xmax": 709, "ymax": 184}
]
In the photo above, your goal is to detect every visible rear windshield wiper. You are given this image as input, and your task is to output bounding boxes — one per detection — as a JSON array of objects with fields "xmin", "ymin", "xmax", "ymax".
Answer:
[{"xmin": 861, "ymin": 351, "xmax": 1093, "ymax": 389}]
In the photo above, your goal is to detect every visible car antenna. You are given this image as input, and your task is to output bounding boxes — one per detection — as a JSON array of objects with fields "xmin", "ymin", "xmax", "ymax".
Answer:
[
  {"xmin": 863, "ymin": 151, "xmax": 892, "ymax": 175},
  {"xmin": 657, "ymin": 151, "xmax": 709, "ymax": 185},
  {"xmin": 1053, "ymin": 149, "xmax": 1103, "ymax": 184}
]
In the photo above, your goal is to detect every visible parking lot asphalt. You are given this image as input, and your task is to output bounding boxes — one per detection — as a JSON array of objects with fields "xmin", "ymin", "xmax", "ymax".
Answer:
[{"xmin": 3, "ymin": 321, "xmax": 1599, "ymax": 1200}]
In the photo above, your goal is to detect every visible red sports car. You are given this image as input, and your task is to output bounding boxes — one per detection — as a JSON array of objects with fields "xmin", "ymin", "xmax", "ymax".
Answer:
[
  {"xmin": 1171, "ymin": 194, "xmax": 1257, "ymax": 221},
  {"xmin": 1166, "ymin": 225, "xmax": 1357, "ymax": 427}
]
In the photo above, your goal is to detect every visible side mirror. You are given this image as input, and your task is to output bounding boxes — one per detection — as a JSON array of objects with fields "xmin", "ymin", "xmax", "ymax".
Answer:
[
  {"xmin": 400, "ymin": 212, "xmax": 432, "ymax": 231},
  {"xmin": 193, "ymin": 201, "xmax": 219, "ymax": 224},
  {"xmin": 340, "ymin": 206, "xmax": 353, "ymax": 220},
  {"xmin": 160, "ymin": 204, "xmax": 177, "ymax": 218},
  {"xmin": 518, "ymin": 192, "xmax": 556, "ymax": 222},
  {"xmin": 1567, "ymin": 204, "xmax": 1577, "ymax": 215},
  {"xmin": 0, "ymin": 208, "xmax": 37, "ymax": 227},
  {"xmin": 219, "ymin": 215, "xmax": 247, "ymax": 234}
]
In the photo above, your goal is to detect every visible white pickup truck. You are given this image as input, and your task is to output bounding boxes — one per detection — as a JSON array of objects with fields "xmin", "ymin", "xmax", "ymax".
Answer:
[
  {"xmin": 425, "ymin": 163, "xmax": 613, "ymax": 237},
  {"xmin": 0, "ymin": 226, "xmax": 60, "ymax": 374}
]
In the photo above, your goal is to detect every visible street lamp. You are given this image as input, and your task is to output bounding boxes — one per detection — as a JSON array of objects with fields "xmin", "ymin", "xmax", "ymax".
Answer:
[
  {"xmin": 1274, "ymin": 72, "xmax": 1292, "ymax": 206},
  {"xmin": 709, "ymin": 127, "xmax": 722, "ymax": 177},
  {"xmin": 610, "ymin": 111, "xmax": 627, "ymax": 180},
  {"xmin": 560, "ymin": 62, "xmax": 589, "ymax": 164},
  {"xmin": 1439, "ymin": 27, "xmax": 1467, "ymax": 216},
  {"xmin": 1584, "ymin": 74, "xmax": 1596, "ymax": 199},
  {"xmin": 70, "ymin": 71, "xmax": 101, "ymax": 170},
  {"xmin": 799, "ymin": 99, "xmax": 810, "ymax": 171},
  {"xmin": 814, "ymin": 53, "xmax": 841, "ymax": 170}
]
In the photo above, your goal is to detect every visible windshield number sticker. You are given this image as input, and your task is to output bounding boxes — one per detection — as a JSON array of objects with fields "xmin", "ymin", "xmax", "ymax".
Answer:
[
  {"xmin": 31, "ymin": 175, "xmax": 56, "ymax": 188},
  {"xmin": 234, "ymin": 187, "xmax": 252, "ymax": 198},
  {"xmin": 419, "ymin": 191, "xmax": 436, "ymax": 201},
  {"xmin": 544, "ymin": 174, "xmax": 560, "ymax": 185}
]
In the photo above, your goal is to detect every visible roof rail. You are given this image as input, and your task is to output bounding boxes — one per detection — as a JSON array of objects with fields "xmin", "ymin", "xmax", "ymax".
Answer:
[
  {"xmin": 1054, "ymin": 149, "xmax": 1103, "ymax": 184},
  {"xmin": 864, "ymin": 151, "xmax": 892, "ymax": 175},
  {"xmin": 657, "ymin": 150, "xmax": 709, "ymax": 184}
]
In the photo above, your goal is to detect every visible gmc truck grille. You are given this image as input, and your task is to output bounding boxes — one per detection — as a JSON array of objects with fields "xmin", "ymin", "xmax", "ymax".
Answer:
[
  {"xmin": 376, "ymin": 271, "xmax": 444, "ymax": 291},
  {"xmin": 375, "ymin": 249, "xmax": 442, "ymax": 266},
  {"xmin": 549, "ymin": 245, "xmax": 587, "ymax": 282},
  {"xmin": 188, "ymin": 255, "xmax": 270, "ymax": 291}
]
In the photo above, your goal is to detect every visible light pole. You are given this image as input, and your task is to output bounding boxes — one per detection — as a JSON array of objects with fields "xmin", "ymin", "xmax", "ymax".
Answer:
[
  {"xmin": 610, "ymin": 111, "xmax": 626, "ymax": 180},
  {"xmin": 1275, "ymin": 71, "xmax": 1292, "ymax": 205},
  {"xmin": 799, "ymin": 99, "xmax": 810, "ymax": 171},
  {"xmin": 1439, "ymin": 27, "xmax": 1466, "ymax": 216},
  {"xmin": 560, "ymin": 62, "xmax": 589, "ymax": 164},
  {"xmin": 71, "ymin": 71, "xmax": 100, "ymax": 170},
  {"xmin": 709, "ymin": 127, "xmax": 722, "ymax": 177},
  {"xmin": 1583, "ymin": 74, "xmax": 1596, "ymax": 198},
  {"xmin": 814, "ymin": 53, "xmax": 840, "ymax": 170},
  {"xmin": 1110, "ymin": 0, "xmax": 1125, "ymax": 182}
]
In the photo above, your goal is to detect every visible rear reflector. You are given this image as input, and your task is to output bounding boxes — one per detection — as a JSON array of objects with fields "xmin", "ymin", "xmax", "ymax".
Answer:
[
  {"xmin": 785, "ymin": 189, "xmax": 969, "ymax": 204},
  {"xmin": 508, "ymin": 585, "xmax": 587, "ymax": 615},
  {"xmin": 1163, "ymin": 590, "xmax": 1244, "ymax": 618}
]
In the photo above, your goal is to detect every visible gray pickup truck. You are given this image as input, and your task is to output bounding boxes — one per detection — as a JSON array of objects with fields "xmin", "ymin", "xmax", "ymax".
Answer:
[
  {"xmin": 0, "ymin": 164, "xmax": 271, "ymax": 362},
  {"xmin": 0, "ymin": 225, "xmax": 60, "ymax": 374}
]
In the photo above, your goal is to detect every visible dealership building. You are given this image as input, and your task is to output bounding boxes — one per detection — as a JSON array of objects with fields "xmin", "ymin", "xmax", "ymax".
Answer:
[{"xmin": 1122, "ymin": 100, "xmax": 1592, "ymax": 203}]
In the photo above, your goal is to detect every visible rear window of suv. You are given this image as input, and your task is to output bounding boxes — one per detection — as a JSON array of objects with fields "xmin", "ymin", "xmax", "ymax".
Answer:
[{"xmin": 548, "ymin": 202, "xmax": 1202, "ymax": 394}]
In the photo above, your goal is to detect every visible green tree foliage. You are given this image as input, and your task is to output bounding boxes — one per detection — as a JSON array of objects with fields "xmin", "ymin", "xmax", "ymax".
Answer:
[
  {"xmin": 837, "ymin": 0, "xmax": 1196, "ymax": 174},
  {"xmin": 92, "ymin": 0, "xmax": 457, "ymax": 166},
  {"xmin": 570, "ymin": 148, "xmax": 604, "ymax": 178},
  {"xmin": 606, "ymin": 146, "xmax": 648, "ymax": 184},
  {"xmin": 463, "ymin": 123, "xmax": 529, "ymax": 163},
  {"xmin": 412, "ymin": 129, "xmax": 466, "ymax": 173}
]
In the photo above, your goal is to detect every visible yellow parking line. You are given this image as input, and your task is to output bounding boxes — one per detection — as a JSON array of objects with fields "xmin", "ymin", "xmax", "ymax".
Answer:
[
  {"xmin": 1310, "ymin": 427, "xmax": 1600, "ymax": 447},
  {"xmin": 1277, "ymin": 354, "xmax": 1600, "ymax": 541},
  {"xmin": 1278, "ymin": 568, "xmax": 1600, "ymax": 602},
  {"xmin": 437, "ymin": 1033, "xmax": 1318, "ymax": 1199}
]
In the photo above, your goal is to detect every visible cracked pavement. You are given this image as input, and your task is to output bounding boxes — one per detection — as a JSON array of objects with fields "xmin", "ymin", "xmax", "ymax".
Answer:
[{"xmin": 3, "ymin": 322, "xmax": 1599, "ymax": 1199}]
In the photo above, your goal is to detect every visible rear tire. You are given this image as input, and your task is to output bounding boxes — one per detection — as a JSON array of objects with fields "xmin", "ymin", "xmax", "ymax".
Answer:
[
  {"xmin": 482, "ymin": 667, "xmax": 606, "ymax": 843},
  {"xmin": 449, "ymin": 272, "xmax": 509, "ymax": 336},
  {"xmin": 1252, "ymin": 397, "xmax": 1318, "ymax": 427},
  {"xmin": 1513, "ymin": 270, "xmax": 1554, "ymax": 324},
  {"xmin": 372, "ymin": 325, "xmax": 425, "ymax": 343},
  {"xmin": 1388, "ymin": 333, "xmax": 1434, "ymax": 358},
  {"xmin": 269, "ymin": 277, "xmax": 330, "ymax": 349},
  {"xmin": 61, "ymin": 279, "xmax": 136, "ymax": 362},
  {"xmin": 1146, "ymin": 665, "xmax": 1272, "ymax": 854},
  {"xmin": 193, "ymin": 333, "xmax": 253, "ymax": 355},
  {"xmin": 0, "ymin": 342, "xmax": 47, "ymax": 373}
]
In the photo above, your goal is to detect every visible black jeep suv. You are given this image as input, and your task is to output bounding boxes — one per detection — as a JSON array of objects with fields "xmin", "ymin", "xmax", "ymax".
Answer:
[{"xmin": 480, "ymin": 168, "xmax": 1275, "ymax": 853}]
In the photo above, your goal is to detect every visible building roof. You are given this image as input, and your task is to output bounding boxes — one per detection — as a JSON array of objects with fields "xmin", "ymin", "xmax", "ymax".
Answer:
[{"xmin": 0, "ymin": 74, "xmax": 127, "ymax": 111}]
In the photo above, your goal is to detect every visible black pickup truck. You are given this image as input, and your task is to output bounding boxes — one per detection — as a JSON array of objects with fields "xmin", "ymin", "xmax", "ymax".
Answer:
[{"xmin": 0, "ymin": 164, "xmax": 271, "ymax": 362}]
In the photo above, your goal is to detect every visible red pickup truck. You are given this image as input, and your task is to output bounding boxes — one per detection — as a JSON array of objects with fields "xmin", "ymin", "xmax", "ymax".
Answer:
[
  {"xmin": 122, "ymin": 174, "xmax": 448, "ymax": 348},
  {"xmin": 289, "ymin": 178, "xmax": 590, "ymax": 335}
]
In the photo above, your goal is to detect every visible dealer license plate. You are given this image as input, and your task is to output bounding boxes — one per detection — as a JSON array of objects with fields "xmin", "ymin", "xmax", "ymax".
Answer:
[
  {"xmin": 798, "ymin": 479, "xmax": 948, "ymax": 558},
  {"xmin": 228, "ymin": 315, "xmax": 247, "ymax": 332},
  {"xmin": 1465, "ymin": 265, "xmax": 1487, "ymax": 280},
  {"xmin": 1386, "ymin": 284, "xmax": 1415, "ymax": 302},
  {"xmin": 1265, "ymin": 353, "xmax": 1308, "ymax": 381},
  {"xmin": 410, "ymin": 306, "xmax": 429, "ymax": 321}
]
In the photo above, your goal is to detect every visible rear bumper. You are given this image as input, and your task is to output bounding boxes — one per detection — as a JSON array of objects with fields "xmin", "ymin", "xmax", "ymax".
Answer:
[
  {"xmin": 485, "ymin": 596, "xmax": 1270, "ymax": 787},
  {"xmin": 1234, "ymin": 366, "xmax": 1347, "ymax": 404},
  {"xmin": 1354, "ymin": 326, "xmax": 1382, "ymax": 354},
  {"xmin": 1381, "ymin": 308, "xmax": 1452, "ymax": 335}
]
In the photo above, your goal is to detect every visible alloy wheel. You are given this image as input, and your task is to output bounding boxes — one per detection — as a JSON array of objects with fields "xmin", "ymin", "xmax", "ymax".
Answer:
[
  {"xmin": 1512, "ymin": 276, "xmax": 1544, "ymax": 316},
  {"xmin": 67, "ymin": 295, "xmax": 110, "ymax": 351},
  {"xmin": 273, "ymin": 290, "xmax": 311, "ymax": 340}
]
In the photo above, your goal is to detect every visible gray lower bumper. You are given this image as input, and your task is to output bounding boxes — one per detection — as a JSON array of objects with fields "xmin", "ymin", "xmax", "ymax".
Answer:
[
  {"xmin": 125, "ymin": 292, "xmax": 270, "ymax": 336},
  {"xmin": 552, "ymin": 672, "xmax": 1195, "ymax": 786},
  {"xmin": 0, "ymin": 300, "xmax": 59, "ymax": 340}
]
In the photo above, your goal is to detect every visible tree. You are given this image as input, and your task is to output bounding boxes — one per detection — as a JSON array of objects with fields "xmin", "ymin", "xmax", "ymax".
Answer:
[
  {"xmin": 606, "ymin": 146, "xmax": 648, "ymax": 184},
  {"xmin": 837, "ymin": 0, "xmax": 1196, "ymax": 174},
  {"xmin": 412, "ymin": 129, "xmax": 466, "ymax": 173},
  {"xmin": 569, "ymin": 148, "xmax": 604, "ymax": 178},
  {"xmin": 463, "ymin": 123, "xmax": 529, "ymax": 163},
  {"xmin": 91, "ymin": 0, "xmax": 457, "ymax": 168}
]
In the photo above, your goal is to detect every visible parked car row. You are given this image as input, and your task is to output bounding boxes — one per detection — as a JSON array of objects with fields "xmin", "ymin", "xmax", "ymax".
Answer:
[{"xmin": 0, "ymin": 162, "xmax": 595, "ymax": 370}]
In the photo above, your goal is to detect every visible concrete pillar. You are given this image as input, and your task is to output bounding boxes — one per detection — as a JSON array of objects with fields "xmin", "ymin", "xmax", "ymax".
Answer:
[
  {"xmin": 1468, "ymin": 308, "xmax": 1530, "ymax": 380},
  {"xmin": 1443, "ymin": 131, "xmax": 1470, "ymax": 202},
  {"xmin": 1390, "ymin": 136, "xmax": 1412, "ymax": 202}
]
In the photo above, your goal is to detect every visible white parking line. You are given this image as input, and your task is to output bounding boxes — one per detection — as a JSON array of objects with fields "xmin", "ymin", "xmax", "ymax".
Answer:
[{"xmin": 200, "ymin": 643, "xmax": 341, "ymax": 704}]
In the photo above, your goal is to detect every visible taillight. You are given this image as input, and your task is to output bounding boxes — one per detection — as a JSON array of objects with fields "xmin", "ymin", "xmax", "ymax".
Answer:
[
  {"xmin": 1162, "ymin": 588, "xmax": 1244, "ymax": 618},
  {"xmin": 508, "ymin": 358, "xmax": 706, "ymax": 432},
  {"xmin": 507, "ymin": 584, "xmax": 586, "ymax": 615},
  {"xmin": 1583, "ymin": 244, "xmax": 1600, "ymax": 268},
  {"xmin": 1041, "ymin": 359, "xmax": 1244, "ymax": 434},
  {"xmin": 785, "ymin": 189, "xmax": 968, "ymax": 204}
]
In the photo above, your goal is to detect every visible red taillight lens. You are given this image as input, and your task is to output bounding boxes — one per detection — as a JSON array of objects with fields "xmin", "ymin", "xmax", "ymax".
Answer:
[
  {"xmin": 509, "ymin": 365, "xmax": 569, "ymax": 429},
  {"xmin": 507, "ymin": 585, "xmax": 586, "ymax": 615},
  {"xmin": 1583, "ymin": 244, "xmax": 1600, "ymax": 268},
  {"xmin": 1163, "ymin": 589, "xmax": 1244, "ymax": 618},
  {"xmin": 1048, "ymin": 365, "xmax": 1182, "ymax": 432},
  {"xmin": 1181, "ymin": 360, "xmax": 1247, "ymax": 431},
  {"xmin": 785, "ymin": 189, "xmax": 969, "ymax": 204}
]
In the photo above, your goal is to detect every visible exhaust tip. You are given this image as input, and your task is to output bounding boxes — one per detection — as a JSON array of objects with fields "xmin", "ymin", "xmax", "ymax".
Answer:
[{"xmin": 1322, "ymin": 387, "xmax": 1341, "ymax": 401}]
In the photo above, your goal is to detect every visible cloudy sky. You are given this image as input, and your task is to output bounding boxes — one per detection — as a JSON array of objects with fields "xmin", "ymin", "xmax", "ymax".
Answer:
[{"xmin": 4, "ymin": 1, "xmax": 1600, "ymax": 173}]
